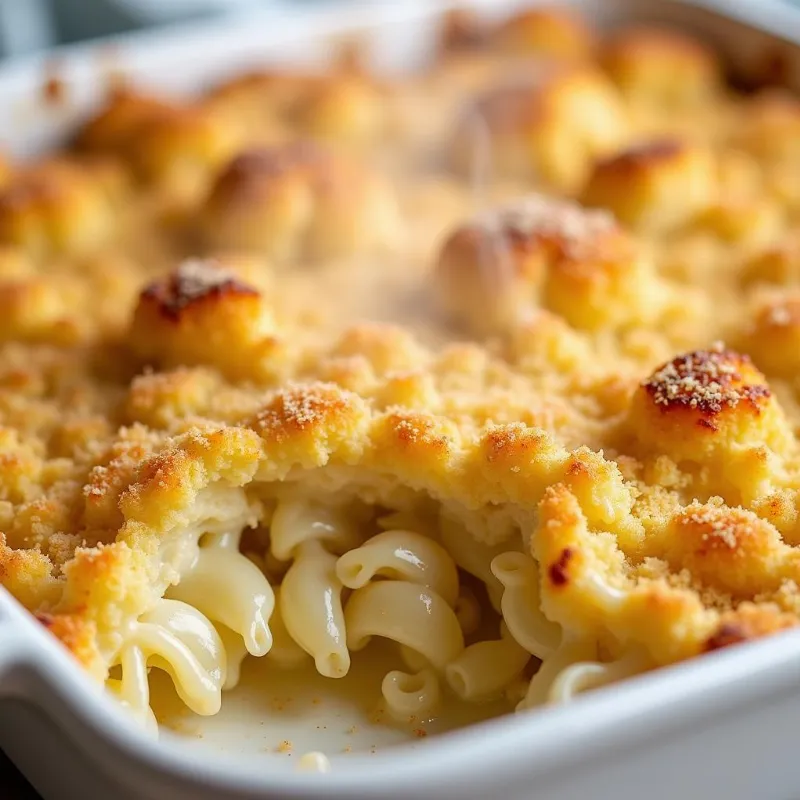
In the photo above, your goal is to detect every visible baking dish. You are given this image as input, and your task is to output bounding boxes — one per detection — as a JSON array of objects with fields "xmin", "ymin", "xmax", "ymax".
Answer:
[{"xmin": 3, "ymin": 0, "xmax": 800, "ymax": 797}]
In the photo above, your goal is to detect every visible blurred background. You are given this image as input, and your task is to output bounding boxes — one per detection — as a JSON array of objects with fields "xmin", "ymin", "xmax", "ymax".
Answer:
[{"xmin": 0, "ymin": 0, "xmax": 314, "ymax": 58}]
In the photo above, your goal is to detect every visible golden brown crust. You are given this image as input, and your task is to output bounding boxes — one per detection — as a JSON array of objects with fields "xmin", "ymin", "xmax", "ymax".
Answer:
[
  {"xmin": 0, "ymin": 278, "xmax": 83, "ymax": 344},
  {"xmin": 77, "ymin": 88, "xmax": 177, "ymax": 154},
  {"xmin": 0, "ymin": 153, "xmax": 12, "ymax": 189},
  {"xmin": 705, "ymin": 606, "xmax": 798, "ymax": 651},
  {"xmin": 199, "ymin": 142, "xmax": 399, "ymax": 261},
  {"xmin": 741, "ymin": 231, "xmax": 800, "ymax": 287},
  {"xmin": 434, "ymin": 195, "xmax": 662, "ymax": 334},
  {"xmin": 438, "ymin": 6, "xmax": 595, "ymax": 63},
  {"xmin": 582, "ymin": 139, "xmax": 715, "ymax": 232},
  {"xmin": 736, "ymin": 91, "xmax": 800, "ymax": 166},
  {"xmin": 533, "ymin": 486, "xmax": 800, "ymax": 664},
  {"xmin": 141, "ymin": 257, "xmax": 260, "ymax": 318},
  {"xmin": 626, "ymin": 347, "xmax": 792, "ymax": 505},
  {"xmin": 741, "ymin": 295, "xmax": 800, "ymax": 377},
  {"xmin": 293, "ymin": 73, "xmax": 385, "ymax": 146},
  {"xmin": 35, "ymin": 611, "xmax": 104, "ymax": 677},
  {"xmin": 437, "ymin": 9, "xmax": 487, "ymax": 55},
  {"xmin": 204, "ymin": 70, "xmax": 311, "ymax": 123},
  {"xmin": 662, "ymin": 503, "xmax": 789, "ymax": 598},
  {"xmin": 0, "ymin": 159, "xmax": 125, "ymax": 259},
  {"xmin": 205, "ymin": 69, "xmax": 385, "ymax": 146},
  {"xmin": 641, "ymin": 348, "xmax": 771, "ymax": 419},
  {"xmin": 490, "ymin": 7, "xmax": 596, "ymax": 60},
  {"xmin": 451, "ymin": 65, "xmax": 626, "ymax": 191},
  {"xmin": 78, "ymin": 88, "xmax": 239, "ymax": 195},
  {"xmin": 601, "ymin": 26, "xmax": 721, "ymax": 106},
  {"xmin": 5, "ymin": 7, "xmax": 800, "ymax": 688},
  {"xmin": 1, "ymin": 320, "xmax": 797, "ymax": 675},
  {"xmin": 130, "ymin": 259, "xmax": 285, "ymax": 382}
]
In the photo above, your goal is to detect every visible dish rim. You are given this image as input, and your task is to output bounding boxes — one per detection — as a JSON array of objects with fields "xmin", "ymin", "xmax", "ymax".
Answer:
[{"xmin": 4, "ymin": 585, "xmax": 800, "ymax": 796}]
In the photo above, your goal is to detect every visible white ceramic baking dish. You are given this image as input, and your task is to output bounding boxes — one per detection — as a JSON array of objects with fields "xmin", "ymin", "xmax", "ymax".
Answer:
[{"xmin": 3, "ymin": 1, "xmax": 800, "ymax": 797}]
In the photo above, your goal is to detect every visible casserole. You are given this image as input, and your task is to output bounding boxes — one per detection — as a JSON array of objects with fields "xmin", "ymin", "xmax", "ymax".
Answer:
[{"xmin": 3, "ymin": 1, "xmax": 800, "ymax": 798}]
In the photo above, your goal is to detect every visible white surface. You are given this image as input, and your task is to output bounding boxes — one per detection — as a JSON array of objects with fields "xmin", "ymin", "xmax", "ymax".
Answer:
[{"xmin": 2, "ymin": 1, "xmax": 800, "ymax": 798}]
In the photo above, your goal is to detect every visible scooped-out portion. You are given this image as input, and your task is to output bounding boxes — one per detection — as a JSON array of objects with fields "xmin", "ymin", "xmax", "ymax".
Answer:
[{"xmin": 3, "ymin": 4, "xmax": 800, "ymax": 766}]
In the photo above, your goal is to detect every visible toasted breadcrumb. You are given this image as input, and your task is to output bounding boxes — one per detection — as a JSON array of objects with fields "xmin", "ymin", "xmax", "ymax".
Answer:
[{"xmin": 1, "ymin": 8, "xmax": 799, "ymax": 696}]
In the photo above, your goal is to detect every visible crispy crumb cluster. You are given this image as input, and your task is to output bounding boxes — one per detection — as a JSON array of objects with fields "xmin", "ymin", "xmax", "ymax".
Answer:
[
  {"xmin": 2, "ymin": 7, "xmax": 800, "ymax": 696},
  {"xmin": 200, "ymin": 142, "xmax": 400, "ymax": 261},
  {"xmin": 742, "ymin": 295, "xmax": 800, "ymax": 377},
  {"xmin": 78, "ymin": 89, "xmax": 240, "ymax": 196},
  {"xmin": 581, "ymin": 140, "xmax": 716, "ymax": 233},
  {"xmin": 0, "ymin": 158, "xmax": 126, "ymax": 258},
  {"xmin": 434, "ymin": 194, "xmax": 671, "ymax": 335},
  {"xmin": 451, "ymin": 65, "xmax": 627, "ymax": 192},
  {"xmin": 626, "ymin": 348, "xmax": 791, "ymax": 507},
  {"xmin": 490, "ymin": 7, "xmax": 596, "ymax": 60},
  {"xmin": 131, "ymin": 259, "xmax": 286, "ymax": 382},
  {"xmin": 204, "ymin": 69, "xmax": 386, "ymax": 146},
  {"xmin": 642, "ymin": 348, "xmax": 771, "ymax": 415},
  {"xmin": 600, "ymin": 26, "xmax": 722, "ymax": 106}
]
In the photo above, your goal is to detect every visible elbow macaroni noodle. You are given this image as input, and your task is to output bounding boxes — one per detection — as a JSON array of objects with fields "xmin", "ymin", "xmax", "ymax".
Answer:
[
  {"xmin": 339, "ymin": 527, "xmax": 463, "ymax": 720},
  {"xmin": 166, "ymin": 546, "xmax": 273, "ymax": 656},
  {"xmin": 265, "ymin": 585, "xmax": 313, "ymax": 669},
  {"xmin": 217, "ymin": 626, "xmax": 249, "ymax": 691},
  {"xmin": 345, "ymin": 580, "xmax": 465, "ymax": 669},
  {"xmin": 453, "ymin": 585, "xmax": 482, "ymax": 637},
  {"xmin": 445, "ymin": 623, "xmax": 531, "ymax": 702},
  {"xmin": 491, "ymin": 551, "xmax": 562, "ymax": 659},
  {"xmin": 546, "ymin": 648, "xmax": 650, "ymax": 704},
  {"xmin": 270, "ymin": 499, "xmax": 364, "ymax": 560},
  {"xmin": 107, "ymin": 499, "xmax": 653, "ymax": 736},
  {"xmin": 439, "ymin": 514, "xmax": 512, "ymax": 611},
  {"xmin": 109, "ymin": 518, "xmax": 274, "ymax": 729},
  {"xmin": 280, "ymin": 538, "xmax": 350, "ymax": 678},
  {"xmin": 335, "ymin": 529, "xmax": 459, "ymax": 606},
  {"xmin": 381, "ymin": 668, "xmax": 441, "ymax": 722}
]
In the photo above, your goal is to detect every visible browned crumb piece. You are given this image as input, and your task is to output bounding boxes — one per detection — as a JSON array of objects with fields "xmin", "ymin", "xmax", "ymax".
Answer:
[
  {"xmin": 5, "ymin": 5, "xmax": 800, "ymax": 719},
  {"xmin": 643, "ymin": 348, "xmax": 770, "ymax": 417}
]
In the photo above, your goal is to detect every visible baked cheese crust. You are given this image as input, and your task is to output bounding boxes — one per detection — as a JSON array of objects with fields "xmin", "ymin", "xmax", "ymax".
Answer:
[{"xmin": 1, "ymin": 8, "xmax": 800, "ymax": 690}]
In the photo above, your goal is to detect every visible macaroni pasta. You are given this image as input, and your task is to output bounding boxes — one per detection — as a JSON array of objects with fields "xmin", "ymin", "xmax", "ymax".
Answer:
[
  {"xmin": 280, "ymin": 538, "xmax": 350, "ymax": 678},
  {"xmin": 445, "ymin": 624, "xmax": 531, "ymax": 702},
  {"xmin": 381, "ymin": 668, "xmax": 441, "ymax": 722}
]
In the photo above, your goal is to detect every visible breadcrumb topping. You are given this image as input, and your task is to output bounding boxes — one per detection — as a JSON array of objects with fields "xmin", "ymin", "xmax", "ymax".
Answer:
[
  {"xmin": 142, "ymin": 259, "xmax": 257, "ymax": 319},
  {"xmin": 643, "ymin": 349, "xmax": 769, "ymax": 415},
  {"xmin": 2, "ymin": 7, "xmax": 800, "ymax": 693},
  {"xmin": 255, "ymin": 383, "xmax": 347, "ymax": 433},
  {"xmin": 476, "ymin": 195, "xmax": 616, "ymax": 259},
  {"xmin": 210, "ymin": 143, "xmax": 325, "ymax": 199},
  {"xmin": 595, "ymin": 139, "xmax": 684, "ymax": 170}
]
